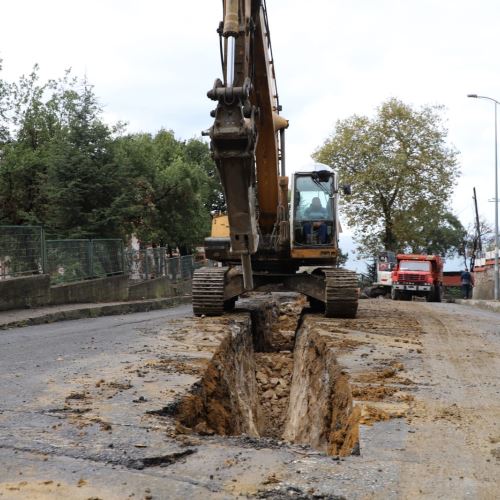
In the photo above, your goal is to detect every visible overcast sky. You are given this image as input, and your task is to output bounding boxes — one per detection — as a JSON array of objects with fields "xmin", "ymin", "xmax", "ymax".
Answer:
[{"xmin": 1, "ymin": 0, "xmax": 499, "ymax": 270}]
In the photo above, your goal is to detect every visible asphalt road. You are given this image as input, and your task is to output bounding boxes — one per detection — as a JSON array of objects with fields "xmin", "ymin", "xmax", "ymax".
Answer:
[
  {"xmin": 0, "ymin": 300, "xmax": 499, "ymax": 499},
  {"xmin": 0, "ymin": 304, "xmax": 192, "ymax": 405}
]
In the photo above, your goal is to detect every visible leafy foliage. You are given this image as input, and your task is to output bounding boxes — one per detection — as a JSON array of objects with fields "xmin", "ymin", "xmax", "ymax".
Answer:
[
  {"xmin": 314, "ymin": 98, "xmax": 462, "ymax": 257},
  {"xmin": 0, "ymin": 65, "xmax": 222, "ymax": 251}
]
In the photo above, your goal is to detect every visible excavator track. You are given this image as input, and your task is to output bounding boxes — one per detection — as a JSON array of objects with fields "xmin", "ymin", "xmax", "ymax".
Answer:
[
  {"xmin": 324, "ymin": 268, "xmax": 359, "ymax": 318},
  {"xmin": 192, "ymin": 267, "xmax": 228, "ymax": 316}
]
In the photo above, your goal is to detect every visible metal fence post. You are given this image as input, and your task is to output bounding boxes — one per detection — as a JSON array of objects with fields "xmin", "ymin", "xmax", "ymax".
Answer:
[
  {"xmin": 144, "ymin": 249, "xmax": 149, "ymax": 280},
  {"xmin": 88, "ymin": 240, "xmax": 94, "ymax": 278},
  {"xmin": 120, "ymin": 241, "xmax": 125, "ymax": 275},
  {"xmin": 160, "ymin": 249, "xmax": 165, "ymax": 277},
  {"xmin": 41, "ymin": 227, "xmax": 47, "ymax": 275}
]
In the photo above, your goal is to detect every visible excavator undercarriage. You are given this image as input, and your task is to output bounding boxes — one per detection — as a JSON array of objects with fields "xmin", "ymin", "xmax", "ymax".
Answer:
[{"xmin": 193, "ymin": 266, "xmax": 358, "ymax": 318}]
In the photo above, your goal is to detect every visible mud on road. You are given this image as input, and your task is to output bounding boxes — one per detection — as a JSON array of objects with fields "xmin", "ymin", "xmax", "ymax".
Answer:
[{"xmin": 0, "ymin": 297, "xmax": 499, "ymax": 499}]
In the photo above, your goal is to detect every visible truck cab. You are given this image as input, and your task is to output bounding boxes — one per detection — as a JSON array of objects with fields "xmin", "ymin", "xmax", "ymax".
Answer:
[
  {"xmin": 391, "ymin": 254, "xmax": 443, "ymax": 302},
  {"xmin": 369, "ymin": 251, "xmax": 396, "ymax": 297}
]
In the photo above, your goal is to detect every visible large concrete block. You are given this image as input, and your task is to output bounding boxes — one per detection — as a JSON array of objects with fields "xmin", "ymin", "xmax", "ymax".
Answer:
[{"xmin": 473, "ymin": 268, "xmax": 494, "ymax": 300}]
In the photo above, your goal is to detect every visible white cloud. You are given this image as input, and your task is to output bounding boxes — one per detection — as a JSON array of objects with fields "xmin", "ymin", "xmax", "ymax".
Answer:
[{"xmin": 1, "ymin": 0, "xmax": 499, "ymax": 270}]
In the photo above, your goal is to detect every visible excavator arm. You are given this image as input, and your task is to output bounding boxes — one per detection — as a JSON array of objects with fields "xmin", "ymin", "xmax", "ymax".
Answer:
[
  {"xmin": 206, "ymin": 0, "xmax": 288, "ymax": 289},
  {"xmin": 194, "ymin": 1, "xmax": 359, "ymax": 319}
]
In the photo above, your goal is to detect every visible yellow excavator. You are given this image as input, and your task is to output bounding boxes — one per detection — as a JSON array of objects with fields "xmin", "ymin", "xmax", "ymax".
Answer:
[{"xmin": 193, "ymin": 0, "xmax": 358, "ymax": 318}]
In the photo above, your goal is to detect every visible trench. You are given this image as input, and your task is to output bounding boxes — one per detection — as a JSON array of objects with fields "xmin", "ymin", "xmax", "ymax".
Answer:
[{"xmin": 174, "ymin": 295, "xmax": 360, "ymax": 456}]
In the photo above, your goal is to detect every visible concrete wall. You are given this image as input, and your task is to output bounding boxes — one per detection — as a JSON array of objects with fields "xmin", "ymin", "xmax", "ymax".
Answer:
[
  {"xmin": 129, "ymin": 277, "xmax": 172, "ymax": 301},
  {"xmin": 473, "ymin": 268, "xmax": 494, "ymax": 300},
  {"xmin": 0, "ymin": 274, "xmax": 193, "ymax": 311},
  {"xmin": 0, "ymin": 274, "xmax": 50, "ymax": 311},
  {"xmin": 49, "ymin": 274, "xmax": 130, "ymax": 305},
  {"xmin": 128, "ymin": 277, "xmax": 192, "ymax": 301}
]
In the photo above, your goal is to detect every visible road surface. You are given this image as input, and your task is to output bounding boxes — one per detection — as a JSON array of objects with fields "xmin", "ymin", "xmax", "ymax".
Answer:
[{"xmin": 0, "ymin": 299, "xmax": 499, "ymax": 499}]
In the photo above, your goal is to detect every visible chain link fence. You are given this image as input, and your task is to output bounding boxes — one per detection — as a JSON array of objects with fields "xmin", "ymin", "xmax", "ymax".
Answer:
[
  {"xmin": 0, "ymin": 226, "xmax": 45, "ymax": 279},
  {"xmin": 46, "ymin": 239, "xmax": 125, "ymax": 284},
  {"xmin": 125, "ymin": 248, "xmax": 209, "ymax": 282},
  {"xmin": 1, "ymin": 225, "xmax": 209, "ymax": 285}
]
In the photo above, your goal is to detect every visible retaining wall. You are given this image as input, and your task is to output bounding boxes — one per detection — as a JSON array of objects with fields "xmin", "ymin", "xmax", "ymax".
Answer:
[
  {"xmin": 0, "ymin": 275, "xmax": 51, "ymax": 311},
  {"xmin": 128, "ymin": 277, "xmax": 173, "ymax": 301},
  {"xmin": 49, "ymin": 274, "xmax": 130, "ymax": 305},
  {"xmin": 0, "ymin": 273, "xmax": 193, "ymax": 311}
]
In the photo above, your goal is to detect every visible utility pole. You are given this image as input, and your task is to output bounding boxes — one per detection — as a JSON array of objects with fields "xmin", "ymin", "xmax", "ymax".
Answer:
[
  {"xmin": 471, "ymin": 187, "xmax": 482, "ymax": 272},
  {"xmin": 467, "ymin": 94, "xmax": 499, "ymax": 300},
  {"xmin": 473, "ymin": 187, "xmax": 482, "ymax": 252}
]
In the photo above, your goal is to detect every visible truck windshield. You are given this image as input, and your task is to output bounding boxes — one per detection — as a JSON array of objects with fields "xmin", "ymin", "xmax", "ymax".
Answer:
[{"xmin": 399, "ymin": 260, "xmax": 431, "ymax": 272}]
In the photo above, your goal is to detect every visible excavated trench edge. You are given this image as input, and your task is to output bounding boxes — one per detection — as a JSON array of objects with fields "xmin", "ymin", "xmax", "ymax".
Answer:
[{"xmin": 174, "ymin": 297, "xmax": 360, "ymax": 456}]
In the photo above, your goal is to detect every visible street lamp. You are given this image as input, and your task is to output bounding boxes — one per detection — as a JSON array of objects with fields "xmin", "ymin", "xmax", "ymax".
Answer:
[{"xmin": 467, "ymin": 93, "xmax": 499, "ymax": 300}]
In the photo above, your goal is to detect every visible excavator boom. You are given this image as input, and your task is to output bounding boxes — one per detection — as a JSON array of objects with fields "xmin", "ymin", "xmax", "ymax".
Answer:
[
  {"xmin": 193, "ymin": 0, "xmax": 359, "ymax": 319},
  {"xmin": 206, "ymin": 0, "xmax": 288, "ymax": 288}
]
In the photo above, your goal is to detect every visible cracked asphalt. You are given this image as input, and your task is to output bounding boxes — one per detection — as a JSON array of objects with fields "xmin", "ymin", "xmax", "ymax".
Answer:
[{"xmin": 0, "ymin": 300, "xmax": 499, "ymax": 499}]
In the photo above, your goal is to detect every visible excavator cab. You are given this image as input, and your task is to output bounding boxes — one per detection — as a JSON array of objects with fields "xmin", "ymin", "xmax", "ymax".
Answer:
[{"xmin": 291, "ymin": 167, "xmax": 339, "ymax": 251}]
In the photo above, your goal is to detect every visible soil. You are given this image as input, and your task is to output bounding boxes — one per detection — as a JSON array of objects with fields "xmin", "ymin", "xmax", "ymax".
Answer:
[
  {"xmin": 2, "ymin": 297, "xmax": 500, "ymax": 498},
  {"xmin": 254, "ymin": 352, "xmax": 293, "ymax": 437}
]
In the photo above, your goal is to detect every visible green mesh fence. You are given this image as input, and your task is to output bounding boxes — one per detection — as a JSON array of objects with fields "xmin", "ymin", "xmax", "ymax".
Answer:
[
  {"xmin": 0, "ymin": 226, "xmax": 44, "ymax": 279},
  {"xmin": 1, "ymin": 225, "xmax": 205, "ymax": 285},
  {"xmin": 125, "ymin": 250, "xmax": 203, "ymax": 282},
  {"xmin": 46, "ymin": 239, "xmax": 124, "ymax": 284}
]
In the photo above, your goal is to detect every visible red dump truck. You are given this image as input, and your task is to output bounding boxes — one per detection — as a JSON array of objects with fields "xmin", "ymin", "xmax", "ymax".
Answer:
[{"xmin": 391, "ymin": 254, "xmax": 443, "ymax": 302}]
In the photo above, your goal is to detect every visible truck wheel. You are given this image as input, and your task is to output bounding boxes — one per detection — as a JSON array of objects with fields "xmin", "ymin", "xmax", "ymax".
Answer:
[
  {"xmin": 435, "ymin": 285, "xmax": 442, "ymax": 303},
  {"xmin": 391, "ymin": 288, "xmax": 400, "ymax": 300}
]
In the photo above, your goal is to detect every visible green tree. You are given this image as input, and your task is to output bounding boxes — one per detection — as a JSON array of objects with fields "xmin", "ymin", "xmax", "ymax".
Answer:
[
  {"xmin": 0, "ymin": 64, "xmax": 216, "ymax": 252},
  {"xmin": 151, "ymin": 131, "xmax": 211, "ymax": 253},
  {"xmin": 183, "ymin": 138, "xmax": 225, "ymax": 213},
  {"xmin": 314, "ymin": 98, "xmax": 461, "ymax": 257},
  {"xmin": 0, "ymin": 65, "xmax": 56, "ymax": 225},
  {"xmin": 44, "ymin": 78, "xmax": 120, "ymax": 238},
  {"xmin": 0, "ymin": 59, "xmax": 11, "ymax": 144},
  {"xmin": 109, "ymin": 130, "xmax": 212, "ymax": 252},
  {"xmin": 108, "ymin": 132, "xmax": 157, "ymax": 241}
]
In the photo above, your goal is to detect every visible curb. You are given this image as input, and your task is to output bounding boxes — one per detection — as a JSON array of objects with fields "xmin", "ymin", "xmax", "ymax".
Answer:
[
  {"xmin": 455, "ymin": 299, "xmax": 500, "ymax": 314},
  {"xmin": 0, "ymin": 296, "xmax": 192, "ymax": 330}
]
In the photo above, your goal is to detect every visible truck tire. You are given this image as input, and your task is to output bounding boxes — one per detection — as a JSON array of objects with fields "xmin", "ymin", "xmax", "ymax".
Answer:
[{"xmin": 391, "ymin": 288, "xmax": 401, "ymax": 301}]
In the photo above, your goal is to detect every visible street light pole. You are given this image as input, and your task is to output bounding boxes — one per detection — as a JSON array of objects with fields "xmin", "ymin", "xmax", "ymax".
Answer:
[{"xmin": 468, "ymin": 94, "xmax": 499, "ymax": 300}]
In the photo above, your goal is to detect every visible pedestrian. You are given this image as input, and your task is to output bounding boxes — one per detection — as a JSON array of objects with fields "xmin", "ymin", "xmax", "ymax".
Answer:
[{"xmin": 460, "ymin": 267, "xmax": 473, "ymax": 299}]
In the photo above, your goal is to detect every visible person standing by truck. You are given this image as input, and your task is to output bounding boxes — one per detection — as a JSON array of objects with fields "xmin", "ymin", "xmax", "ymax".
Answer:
[{"xmin": 460, "ymin": 268, "xmax": 473, "ymax": 299}]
